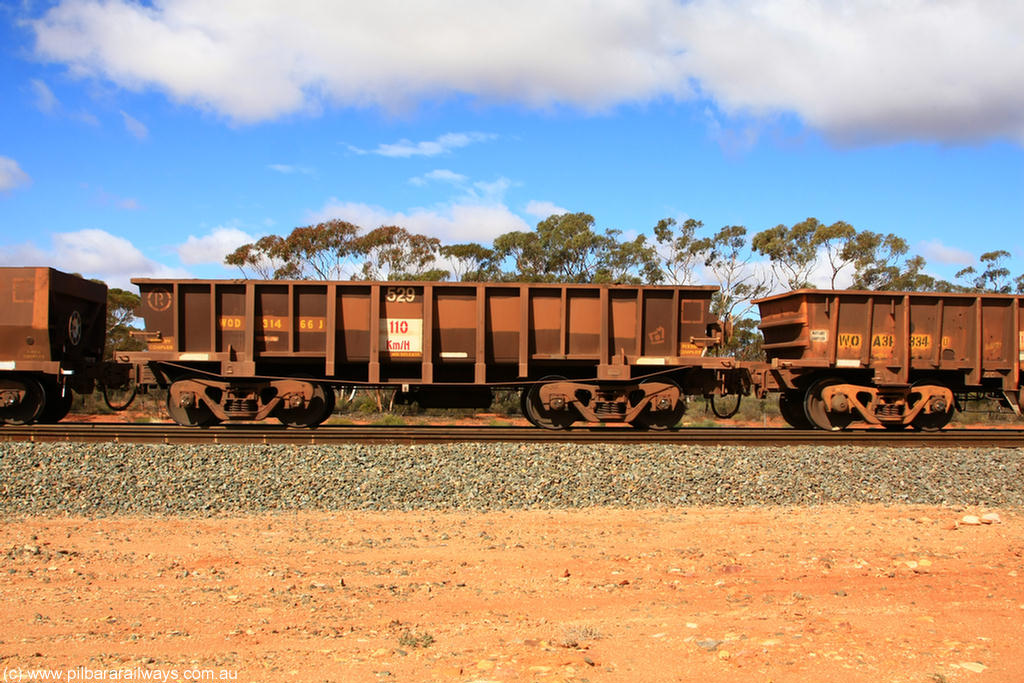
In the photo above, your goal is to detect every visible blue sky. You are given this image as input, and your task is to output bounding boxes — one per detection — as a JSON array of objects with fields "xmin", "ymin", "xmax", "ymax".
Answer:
[{"xmin": 1, "ymin": 0, "xmax": 1022, "ymax": 292}]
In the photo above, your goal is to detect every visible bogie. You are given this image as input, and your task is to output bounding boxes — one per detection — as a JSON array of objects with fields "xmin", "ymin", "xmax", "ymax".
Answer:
[{"xmin": 163, "ymin": 377, "xmax": 338, "ymax": 428}]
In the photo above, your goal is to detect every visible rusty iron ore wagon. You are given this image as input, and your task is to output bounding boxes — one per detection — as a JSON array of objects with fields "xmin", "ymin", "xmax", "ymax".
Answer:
[
  {"xmin": 122, "ymin": 279, "xmax": 743, "ymax": 428},
  {"xmin": 0, "ymin": 267, "xmax": 109, "ymax": 424},
  {"xmin": 756, "ymin": 289, "xmax": 1024, "ymax": 431}
]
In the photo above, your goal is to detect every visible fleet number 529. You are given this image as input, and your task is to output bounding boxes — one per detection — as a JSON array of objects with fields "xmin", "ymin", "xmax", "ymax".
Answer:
[{"xmin": 385, "ymin": 286, "xmax": 416, "ymax": 303}]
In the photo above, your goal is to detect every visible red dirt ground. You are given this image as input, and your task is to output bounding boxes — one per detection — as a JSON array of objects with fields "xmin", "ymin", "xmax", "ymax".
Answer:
[{"xmin": 2, "ymin": 506, "xmax": 1022, "ymax": 682}]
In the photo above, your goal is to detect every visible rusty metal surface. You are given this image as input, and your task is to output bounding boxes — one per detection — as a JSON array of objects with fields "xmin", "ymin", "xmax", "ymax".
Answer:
[
  {"xmin": 1, "ymin": 422, "xmax": 1023, "ymax": 447},
  {"xmin": 757, "ymin": 289, "xmax": 1024, "ymax": 393},
  {"xmin": 0, "ymin": 267, "xmax": 107, "ymax": 374},
  {"xmin": 127, "ymin": 279, "xmax": 725, "ymax": 387}
]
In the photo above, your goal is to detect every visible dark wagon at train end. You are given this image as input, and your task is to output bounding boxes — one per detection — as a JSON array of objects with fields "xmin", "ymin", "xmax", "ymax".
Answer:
[
  {"xmin": 123, "ymin": 279, "xmax": 743, "ymax": 428},
  {"xmin": 0, "ymin": 267, "xmax": 114, "ymax": 424}
]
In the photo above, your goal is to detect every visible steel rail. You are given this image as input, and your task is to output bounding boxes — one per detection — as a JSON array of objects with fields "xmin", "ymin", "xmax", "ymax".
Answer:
[{"xmin": 1, "ymin": 423, "xmax": 1022, "ymax": 447}]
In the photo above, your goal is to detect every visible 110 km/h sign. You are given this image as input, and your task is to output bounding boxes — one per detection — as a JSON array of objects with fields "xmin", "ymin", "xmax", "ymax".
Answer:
[{"xmin": 380, "ymin": 318, "xmax": 423, "ymax": 357}]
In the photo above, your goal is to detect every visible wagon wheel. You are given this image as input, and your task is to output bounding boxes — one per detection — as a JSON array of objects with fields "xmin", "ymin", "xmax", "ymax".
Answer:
[
  {"xmin": 165, "ymin": 381, "xmax": 219, "ymax": 427},
  {"xmin": 0, "ymin": 375, "xmax": 46, "ymax": 425},
  {"xmin": 778, "ymin": 391, "xmax": 813, "ymax": 429},
  {"xmin": 909, "ymin": 381, "xmax": 954, "ymax": 431},
  {"xmin": 803, "ymin": 377, "xmax": 855, "ymax": 431},
  {"xmin": 275, "ymin": 382, "xmax": 336, "ymax": 428},
  {"xmin": 37, "ymin": 382, "xmax": 74, "ymax": 424},
  {"xmin": 521, "ymin": 376, "xmax": 576, "ymax": 430},
  {"xmin": 634, "ymin": 378, "xmax": 686, "ymax": 430}
]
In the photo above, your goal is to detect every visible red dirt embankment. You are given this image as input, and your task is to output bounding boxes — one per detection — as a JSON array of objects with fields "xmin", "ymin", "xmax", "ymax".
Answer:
[{"xmin": 2, "ymin": 506, "xmax": 1023, "ymax": 682}]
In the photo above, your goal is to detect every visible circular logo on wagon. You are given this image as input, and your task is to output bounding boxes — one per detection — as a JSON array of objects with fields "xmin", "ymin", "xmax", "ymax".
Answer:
[
  {"xmin": 68, "ymin": 310, "xmax": 82, "ymax": 346},
  {"xmin": 147, "ymin": 288, "xmax": 173, "ymax": 312}
]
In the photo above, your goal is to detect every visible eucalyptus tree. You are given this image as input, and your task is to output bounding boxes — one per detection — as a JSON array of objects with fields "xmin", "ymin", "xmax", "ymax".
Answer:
[
  {"xmin": 843, "ymin": 231, "xmax": 934, "ymax": 291},
  {"xmin": 353, "ymin": 226, "xmax": 447, "ymax": 281},
  {"xmin": 956, "ymin": 250, "xmax": 1019, "ymax": 293},
  {"xmin": 490, "ymin": 212, "xmax": 661, "ymax": 284},
  {"xmin": 652, "ymin": 217, "xmax": 704, "ymax": 285},
  {"xmin": 439, "ymin": 243, "xmax": 501, "ymax": 282},
  {"xmin": 751, "ymin": 217, "xmax": 857, "ymax": 290}
]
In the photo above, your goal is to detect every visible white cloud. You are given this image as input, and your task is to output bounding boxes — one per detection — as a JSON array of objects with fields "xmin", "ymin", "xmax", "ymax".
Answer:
[
  {"xmin": 0, "ymin": 241, "xmax": 49, "ymax": 265},
  {"xmin": 51, "ymin": 229, "xmax": 158, "ymax": 276},
  {"xmin": 409, "ymin": 169, "xmax": 468, "ymax": 187},
  {"xmin": 0, "ymin": 229, "xmax": 189, "ymax": 289},
  {"xmin": 30, "ymin": 0, "xmax": 1024, "ymax": 144},
  {"xmin": 267, "ymin": 163, "xmax": 314, "ymax": 175},
  {"xmin": 30, "ymin": 1, "xmax": 692, "ymax": 121},
  {"xmin": 30, "ymin": 79, "xmax": 59, "ymax": 114},
  {"xmin": 177, "ymin": 226, "xmax": 255, "ymax": 265},
  {"xmin": 311, "ymin": 199, "xmax": 530, "ymax": 244},
  {"xmin": 471, "ymin": 177, "xmax": 514, "ymax": 201},
  {"xmin": 352, "ymin": 132, "xmax": 496, "ymax": 158},
  {"xmin": 676, "ymin": 0, "xmax": 1024, "ymax": 144},
  {"xmin": 28, "ymin": 79, "xmax": 102, "ymax": 126},
  {"xmin": 0, "ymin": 157, "xmax": 31, "ymax": 193},
  {"xmin": 313, "ymin": 169, "xmax": 527, "ymax": 243},
  {"xmin": 918, "ymin": 239, "xmax": 974, "ymax": 266},
  {"xmin": 524, "ymin": 200, "xmax": 568, "ymax": 219},
  {"xmin": 120, "ymin": 110, "xmax": 148, "ymax": 140}
]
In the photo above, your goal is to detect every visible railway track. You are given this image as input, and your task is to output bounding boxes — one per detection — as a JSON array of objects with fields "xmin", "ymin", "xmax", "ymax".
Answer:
[{"xmin": 1, "ymin": 423, "xmax": 1022, "ymax": 447}]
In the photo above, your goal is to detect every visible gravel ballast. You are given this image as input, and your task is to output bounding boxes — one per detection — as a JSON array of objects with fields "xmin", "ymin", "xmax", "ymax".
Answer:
[{"xmin": 1, "ymin": 442, "xmax": 1023, "ymax": 515}]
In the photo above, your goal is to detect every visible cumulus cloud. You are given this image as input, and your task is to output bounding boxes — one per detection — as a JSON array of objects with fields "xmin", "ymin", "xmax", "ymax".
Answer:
[
  {"xmin": 0, "ymin": 157, "xmax": 31, "ymax": 193},
  {"xmin": 177, "ymin": 226, "xmax": 255, "ymax": 265},
  {"xmin": 30, "ymin": 0, "xmax": 1024, "ymax": 144},
  {"xmin": 1, "ymin": 229, "xmax": 188, "ymax": 289},
  {"xmin": 29, "ymin": 1, "xmax": 691, "ymax": 121},
  {"xmin": 677, "ymin": 0, "xmax": 1024, "ymax": 144},
  {"xmin": 310, "ymin": 199, "xmax": 530, "ymax": 244},
  {"xmin": 51, "ymin": 229, "xmax": 156, "ymax": 274}
]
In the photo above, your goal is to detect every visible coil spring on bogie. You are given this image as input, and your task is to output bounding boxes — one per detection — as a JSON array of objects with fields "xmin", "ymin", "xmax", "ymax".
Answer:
[
  {"xmin": 224, "ymin": 398, "xmax": 258, "ymax": 416},
  {"xmin": 594, "ymin": 402, "xmax": 626, "ymax": 417},
  {"xmin": 876, "ymin": 403, "xmax": 903, "ymax": 418}
]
